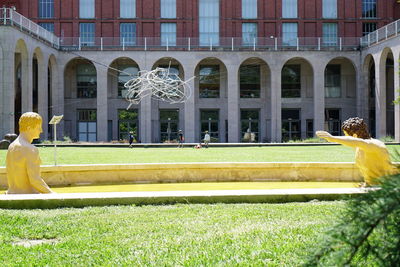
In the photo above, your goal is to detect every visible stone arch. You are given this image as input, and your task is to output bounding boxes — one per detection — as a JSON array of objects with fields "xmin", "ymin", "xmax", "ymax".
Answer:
[
  {"xmin": 280, "ymin": 57, "xmax": 314, "ymax": 141},
  {"xmin": 379, "ymin": 47, "xmax": 395, "ymax": 137},
  {"xmin": 32, "ymin": 47, "xmax": 44, "ymax": 114},
  {"xmin": 362, "ymin": 54, "xmax": 376, "ymax": 136},
  {"xmin": 14, "ymin": 39, "xmax": 29, "ymax": 133},
  {"xmin": 46, "ymin": 54, "xmax": 58, "ymax": 139}
]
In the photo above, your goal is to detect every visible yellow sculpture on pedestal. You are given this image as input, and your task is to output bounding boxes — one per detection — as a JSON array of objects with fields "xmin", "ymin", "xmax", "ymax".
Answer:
[
  {"xmin": 317, "ymin": 117, "xmax": 398, "ymax": 186},
  {"xmin": 6, "ymin": 112, "xmax": 54, "ymax": 194}
]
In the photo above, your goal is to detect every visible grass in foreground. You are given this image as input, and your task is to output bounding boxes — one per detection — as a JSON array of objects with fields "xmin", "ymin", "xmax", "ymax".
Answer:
[
  {"xmin": 1, "ymin": 145, "xmax": 399, "ymax": 166},
  {"xmin": 0, "ymin": 181, "xmax": 359, "ymax": 194},
  {"xmin": 0, "ymin": 202, "xmax": 344, "ymax": 266}
]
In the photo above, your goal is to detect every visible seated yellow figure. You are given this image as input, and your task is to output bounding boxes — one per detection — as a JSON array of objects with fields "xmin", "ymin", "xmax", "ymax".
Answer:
[
  {"xmin": 316, "ymin": 117, "xmax": 398, "ymax": 186},
  {"xmin": 6, "ymin": 112, "xmax": 54, "ymax": 194}
]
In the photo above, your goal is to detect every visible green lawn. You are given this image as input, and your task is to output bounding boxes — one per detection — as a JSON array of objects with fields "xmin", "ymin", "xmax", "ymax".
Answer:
[
  {"xmin": 1, "ymin": 145, "xmax": 399, "ymax": 165},
  {"xmin": 0, "ymin": 202, "xmax": 344, "ymax": 266}
]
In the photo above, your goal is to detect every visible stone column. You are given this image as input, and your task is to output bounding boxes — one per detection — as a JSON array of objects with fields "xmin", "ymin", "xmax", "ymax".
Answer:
[
  {"xmin": 55, "ymin": 62, "xmax": 64, "ymax": 140},
  {"xmin": 374, "ymin": 54, "xmax": 386, "ymax": 138},
  {"xmin": 96, "ymin": 66, "xmax": 108, "ymax": 142},
  {"xmin": 21, "ymin": 53, "xmax": 33, "ymax": 113},
  {"xmin": 356, "ymin": 64, "xmax": 368, "ymax": 120},
  {"xmin": 394, "ymin": 53, "xmax": 400, "ymax": 142},
  {"xmin": 1, "ymin": 46, "xmax": 15, "ymax": 135},
  {"xmin": 38, "ymin": 56, "xmax": 48, "ymax": 140},
  {"xmin": 270, "ymin": 67, "xmax": 281, "ymax": 142},
  {"xmin": 313, "ymin": 67, "xmax": 325, "ymax": 133},
  {"xmin": 227, "ymin": 64, "xmax": 239, "ymax": 143},
  {"xmin": 184, "ymin": 65, "xmax": 196, "ymax": 143},
  {"xmin": 140, "ymin": 96, "xmax": 152, "ymax": 143}
]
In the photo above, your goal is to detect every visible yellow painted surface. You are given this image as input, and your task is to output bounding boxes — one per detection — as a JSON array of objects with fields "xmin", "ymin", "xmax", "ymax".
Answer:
[
  {"xmin": 0, "ymin": 182, "xmax": 358, "ymax": 194},
  {"xmin": 0, "ymin": 162, "xmax": 365, "ymax": 188}
]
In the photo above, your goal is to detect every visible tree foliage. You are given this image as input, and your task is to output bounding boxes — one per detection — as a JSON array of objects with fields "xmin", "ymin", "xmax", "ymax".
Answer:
[{"xmin": 305, "ymin": 172, "xmax": 400, "ymax": 266}]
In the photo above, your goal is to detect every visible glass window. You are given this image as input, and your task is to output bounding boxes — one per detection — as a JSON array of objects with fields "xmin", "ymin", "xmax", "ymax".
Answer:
[
  {"xmin": 80, "ymin": 0, "xmax": 95, "ymax": 18},
  {"xmin": 322, "ymin": 23, "xmax": 337, "ymax": 46},
  {"xmin": 362, "ymin": 23, "xmax": 377, "ymax": 36},
  {"xmin": 281, "ymin": 109, "xmax": 301, "ymax": 141},
  {"xmin": 39, "ymin": 22, "xmax": 54, "ymax": 33},
  {"xmin": 242, "ymin": 0, "xmax": 257, "ymax": 19},
  {"xmin": 362, "ymin": 0, "xmax": 376, "ymax": 18},
  {"xmin": 77, "ymin": 110, "xmax": 97, "ymax": 142},
  {"xmin": 282, "ymin": 65, "xmax": 301, "ymax": 98},
  {"xmin": 120, "ymin": 23, "xmax": 136, "ymax": 45},
  {"xmin": 200, "ymin": 110, "xmax": 219, "ymax": 142},
  {"xmin": 118, "ymin": 65, "xmax": 139, "ymax": 97},
  {"xmin": 322, "ymin": 0, "xmax": 336, "ymax": 18},
  {"xmin": 118, "ymin": 109, "xmax": 138, "ymax": 141},
  {"xmin": 158, "ymin": 65, "xmax": 179, "ymax": 79},
  {"xmin": 199, "ymin": 65, "xmax": 220, "ymax": 98},
  {"xmin": 161, "ymin": 23, "xmax": 177, "ymax": 46},
  {"xmin": 161, "ymin": 0, "xmax": 176, "ymax": 18},
  {"xmin": 241, "ymin": 109, "xmax": 259, "ymax": 142},
  {"xmin": 80, "ymin": 23, "xmax": 95, "ymax": 46},
  {"xmin": 199, "ymin": 0, "xmax": 219, "ymax": 46},
  {"xmin": 325, "ymin": 64, "xmax": 341, "ymax": 98},
  {"xmin": 77, "ymin": 64, "xmax": 96, "ymax": 98},
  {"xmin": 242, "ymin": 23, "xmax": 257, "ymax": 45},
  {"xmin": 282, "ymin": 0, "xmax": 297, "ymax": 18},
  {"xmin": 324, "ymin": 109, "xmax": 341, "ymax": 135},
  {"xmin": 159, "ymin": 109, "xmax": 179, "ymax": 143},
  {"xmin": 240, "ymin": 65, "xmax": 260, "ymax": 98},
  {"xmin": 120, "ymin": 0, "xmax": 136, "ymax": 18},
  {"xmin": 39, "ymin": 0, "xmax": 54, "ymax": 18},
  {"xmin": 282, "ymin": 23, "xmax": 297, "ymax": 46}
]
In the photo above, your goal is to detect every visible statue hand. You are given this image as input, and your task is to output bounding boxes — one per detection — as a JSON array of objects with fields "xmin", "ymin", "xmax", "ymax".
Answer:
[{"xmin": 316, "ymin": 131, "xmax": 332, "ymax": 140}]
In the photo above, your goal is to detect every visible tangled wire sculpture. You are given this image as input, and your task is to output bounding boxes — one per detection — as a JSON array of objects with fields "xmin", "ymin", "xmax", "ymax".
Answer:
[{"xmin": 124, "ymin": 67, "xmax": 194, "ymax": 108}]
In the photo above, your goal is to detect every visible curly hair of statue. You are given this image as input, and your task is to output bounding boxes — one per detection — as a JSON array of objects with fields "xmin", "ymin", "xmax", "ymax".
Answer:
[{"xmin": 341, "ymin": 117, "xmax": 371, "ymax": 139}]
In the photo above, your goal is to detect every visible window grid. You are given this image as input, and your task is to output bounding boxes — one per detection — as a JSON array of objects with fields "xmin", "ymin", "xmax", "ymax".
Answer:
[
  {"xmin": 362, "ymin": 0, "xmax": 376, "ymax": 18},
  {"xmin": 362, "ymin": 23, "xmax": 377, "ymax": 36},
  {"xmin": 240, "ymin": 109, "xmax": 259, "ymax": 142},
  {"xmin": 322, "ymin": 23, "xmax": 338, "ymax": 46},
  {"xmin": 161, "ymin": 0, "xmax": 176, "ymax": 18},
  {"xmin": 80, "ymin": 23, "xmax": 95, "ymax": 46},
  {"xmin": 39, "ymin": 0, "xmax": 54, "ymax": 18},
  {"xmin": 199, "ymin": 65, "xmax": 220, "ymax": 98},
  {"xmin": 325, "ymin": 64, "xmax": 341, "ymax": 98},
  {"xmin": 120, "ymin": 0, "xmax": 136, "ymax": 18},
  {"xmin": 282, "ymin": 23, "xmax": 297, "ymax": 46},
  {"xmin": 242, "ymin": 23, "xmax": 257, "ymax": 45},
  {"xmin": 199, "ymin": 0, "xmax": 220, "ymax": 46},
  {"xmin": 120, "ymin": 23, "xmax": 136, "ymax": 45},
  {"xmin": 242, "ymin": 0, "xmax": 257, "ymax": 19},
  {"xmin": 322, "ymin": 0, "xmax": 337, "ymax": 18},
  {"xmin": 39, "ymin": 22, "xmax": 54, "ymax": 33},
  {"xmin": 80, "ymin": 0, "xmax": 95, "ymax": 18},
  {"xmin": 282, "ymin": 0, "xmax": 297, "ymax": 18},
  {"xmin": 161, "ymin": 23, "xmax": 177, "ymax": 46}
]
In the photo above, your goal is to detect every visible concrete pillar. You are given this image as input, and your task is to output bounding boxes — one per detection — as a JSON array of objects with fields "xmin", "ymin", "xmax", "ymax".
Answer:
[
  {"xmin": 1, "ymin": 46, "xmax": 15, "ymax": 135},
  {"xmin": 227, "ymin": 64, "xmax": 239, "ymax": 142},
  {"xmin": 356, "ymin": 64, "xmax": 368, "ymax": 120},
  {"xmin": 21, "ymin": 53, "xmax": 33, "ymax": 113},
  {"xmin": 394, "ymin": 52, "xmax": 400, "ymax": 142},
  {"xmin": 55, "ymin": 62, "xmax": 64, "ymax": 140},
  {"xmin": 140, "ymin": 95, "xmax": 152, "ymax": 143},
  {"xmin": 184, "ymin": 65, "xmax": 196, "ymax": 143},
  {"xmin": 374, "ymin": 54, "xmax": 386, "ymax": 138},
  {"xmin": 313, "ymin": 67, "xmax": 325, "ymax": 133},
  {"xmin": 270, "ymin": 67, "xmax": 281, "ymax": 142},
  {"xmin": 96, "ymin": 66, "xmax": 108, "ymax": 142},
  {"xmin": 38, "ymin": 56, "xmax": 48, "ymax": 140}
]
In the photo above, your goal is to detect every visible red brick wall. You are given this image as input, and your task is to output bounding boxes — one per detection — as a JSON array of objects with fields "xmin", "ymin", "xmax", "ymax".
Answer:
[{"xmin": 1, "ymin": 0, "xmax": 398, "ymax": 38}]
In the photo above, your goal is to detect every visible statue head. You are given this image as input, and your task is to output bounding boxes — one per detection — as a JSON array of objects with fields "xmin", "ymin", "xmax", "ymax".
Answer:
[
  {"xmin": 341, "ymin": 117, "xmax": 371, "ymax": 139},
  {"xmin": 19, "ymin": 112, "xmax": 43, "ymax": 139}
]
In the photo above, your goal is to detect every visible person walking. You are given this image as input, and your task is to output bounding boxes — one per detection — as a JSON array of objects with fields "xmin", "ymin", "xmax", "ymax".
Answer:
[
  {"xmin": 203, "ymin": 131, "xmax": 211, "ymax": 148},
  {"xmin": 178, "ymin": 130, "xmax": 184, "ymax": 148},
  {"xmin": 128, "ymin": 131, "xmax": 134, "ymax": 148}
]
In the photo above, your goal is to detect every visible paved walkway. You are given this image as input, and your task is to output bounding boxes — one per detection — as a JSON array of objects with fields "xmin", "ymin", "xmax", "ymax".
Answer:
[{"xmin": 0, "ymin": 188, "xmax": 367, "ymax": 209}]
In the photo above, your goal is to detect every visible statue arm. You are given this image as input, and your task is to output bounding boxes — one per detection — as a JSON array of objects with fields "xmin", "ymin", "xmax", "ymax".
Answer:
[
  {"xmin": 26, "ymin": 150, "xmax": 54, "ymax": 193},
  {"xmin": 316, "ymin": 131, "xmax": 375, "ymax": 150}
]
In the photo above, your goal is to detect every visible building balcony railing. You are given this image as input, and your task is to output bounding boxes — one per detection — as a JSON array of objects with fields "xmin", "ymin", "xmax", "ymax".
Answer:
[
  {"xmin": 60, "ymin": 36, "xmax": 361, "ymax": 51},
  {"xmin": 2, "ymin": 7, "xmax": 400, "ymax": 52},
  {"xmin": 0, "ymin": 8, "xmax": 60, "ymax": 49},
  {"xmin": 361, "ymin": 19, "xmax": 400, "ymax": 47}
]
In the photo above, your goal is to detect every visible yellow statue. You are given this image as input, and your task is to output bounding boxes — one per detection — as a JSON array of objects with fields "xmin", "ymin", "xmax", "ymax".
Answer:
[
  {"xmin": 316, "ymin": 117, "xmax": 398, "ymax": 186},
  {"xmin": 6, "ymin": 112, "xmax": 54, "ymax": 194}
]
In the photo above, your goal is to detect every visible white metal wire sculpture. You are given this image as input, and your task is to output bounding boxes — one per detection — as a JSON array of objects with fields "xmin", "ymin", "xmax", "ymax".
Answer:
[{"xmin": 124, "ymin": 67, "xmax": 194, "ymax": 108}]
